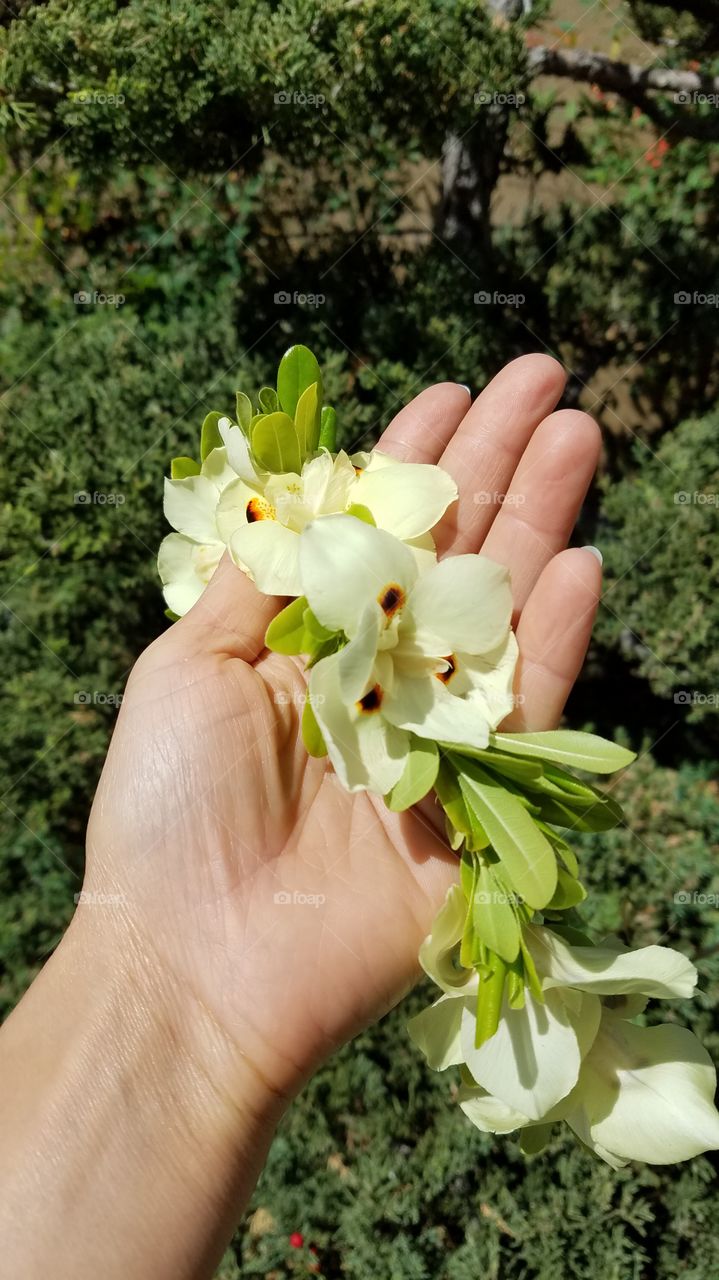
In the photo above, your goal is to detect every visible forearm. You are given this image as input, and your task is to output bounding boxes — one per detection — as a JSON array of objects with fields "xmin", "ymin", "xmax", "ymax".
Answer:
[{"xmin": 0, "ymin": 912, "xmax": 286, "ymax": 1280}]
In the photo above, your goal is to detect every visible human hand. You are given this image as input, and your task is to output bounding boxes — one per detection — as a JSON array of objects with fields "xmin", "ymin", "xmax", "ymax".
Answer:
[{"xmin": 83, "ymin": 353, "xmax": 602, "ymax": 1104}]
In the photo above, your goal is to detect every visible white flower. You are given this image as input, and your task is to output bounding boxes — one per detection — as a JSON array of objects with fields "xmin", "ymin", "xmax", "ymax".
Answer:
[
  {"xmin": 158, "ymin": 446, "xmax": 249, "ymax": 615},
  {"xmin": 295, "ymin": 516, "xmax": 517, "ymax": 795},
  {"xmin": 227, "ymin": 438, "xmax": 457, "ymax": 596},
  {"xmin": 408, "ymin": 886, "xmax": 719, "ymax": 1165}
]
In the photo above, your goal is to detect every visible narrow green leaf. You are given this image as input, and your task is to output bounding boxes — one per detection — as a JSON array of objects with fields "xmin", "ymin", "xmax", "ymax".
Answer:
[
  {"xmin": 491, "ymin": 730, "xmax": 636, "ymax": 774},
  {"xmin": 460, "ymin": 848, "xmax": 476, "ymax": 902},
  {"xmin": 251, "ymin": 411, "xmax": 302, "ymax": 474},
  {"xmin": 435, "ymin": 758, "xmax": 489, "ymax": 850},
  {"xmin": 475, "ymin": 955, "xmax": 507, "ymax": 1048},
  {"xmin": 164, "ymin": 607, "xmax": 181, "ymax": 622},
  {"xmin": 294, "ymin": 381, "xmax": 320, "ymax": 458},
  {"xmin": 533, "ymin": 791, "xmax": 624, "ymax": 833},
  {"xmin": 520, "ymin": 935, "xmax": 544, "ymax": 1003},
  {"xmin": 200, "ymin": 411, "xmax": 223, "ymax": 460},
  {"xmin": 258, "ymin": 386, "xmax": 279, "ymax": 414},
  {"xmin": 473, "ymin": 863, "xmax": 521, "ymax": 963},
  {"xmin": 319, "ymin": 404, "xmax": 337, "ymax": 450},
  {"xmin": 547, "ymin": 866, "xmax": 587, "ymax": 910},
  {"xmin": 170, "ymin": 455, "xmax": 200, "ymax": 479},
  {"xmin": 277, "ymin": 344, "xmax": 323, "ymax": 418},
  {"xmin": 302, "ymin": 693, "xmax": 327, "ymax": 758},
  {"xmin": 453, "ymin": 744, "xmax": 543, "ymax": 784},
  {"xmin": 386, "ymin": 736, "xmax": 439, "ymax": 812},
  {"xmin": 536, "ymin": 820, "xmax": 579, "ymax": 877},
  {"xmin": 235, "ymin": 391, "xmax": 253, "ymax": 433},
  {"xmin": 455, "ymin": 759, "xmax": 557, "ymax": 910},
  {"xmin": 265, "ymin": 596, "xmax": 309, "ymax": 655}
]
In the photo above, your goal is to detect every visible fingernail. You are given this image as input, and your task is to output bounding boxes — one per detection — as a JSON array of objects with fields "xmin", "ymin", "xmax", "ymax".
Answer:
[
  {"xmin": 458, "ymin": 384, "xmax": 472, "ymax": 398},
  {"xmin": 582, "ymin": 545, "xmax": 603, "ymax": 565}
]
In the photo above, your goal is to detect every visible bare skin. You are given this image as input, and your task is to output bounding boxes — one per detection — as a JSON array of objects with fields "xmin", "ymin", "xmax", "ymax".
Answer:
[{"xmin": 0, "ymin": 356, "xmax": 602, "ymax": 1279}]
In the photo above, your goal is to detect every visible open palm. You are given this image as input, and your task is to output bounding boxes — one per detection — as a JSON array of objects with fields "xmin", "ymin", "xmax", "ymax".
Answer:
[{"xmin": 85, "ymin": 355, "xmax": 602, "ymax": 1099}]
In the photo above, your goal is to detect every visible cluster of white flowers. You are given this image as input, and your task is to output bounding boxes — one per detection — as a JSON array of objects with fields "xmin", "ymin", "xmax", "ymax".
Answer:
[
  {"xmin": 409, "ymin": 886, "xmax": 719, "ymax": 1166},
  {"xmin": 158, "ymin": 348, "xmax": 719, "ymax": 1171},
  {"xmin": 159, "ymin": 430, "xmax": 519, "ymax": 793}
]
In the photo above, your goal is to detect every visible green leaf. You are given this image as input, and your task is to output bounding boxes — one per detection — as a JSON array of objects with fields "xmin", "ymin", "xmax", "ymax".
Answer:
[
  {"xmin": 265, "ymin": 597, "xmax": 309, "ymax": 655},
  {"xmin": 473, "ymin": 863, "xmax": 521, "ymax": 963},
  {"xmin": 451, "ymin": 744, "xmax": 543, "ymax": 784},
  {"xmin": 170, "ymin": 455, "xmax": 200, "ymax": 479},
  {"xmin": 294, "ymin": 381, "xmax": 321, "ymax": 458},
  {"xmin": 200, "ymin": 411, "xmax": 224, "ymax": 461},
  {"xmin": 435, "ymin": 758, "xmax": 489, "ymax": 851},
  {"xmin": 475, "ymin": 955, "xmax": 507, "ymax": 1048},
  {"xmin": 460, "ymin": 848, "xmax": 476, "ymax": 901},
  {"xmin": 251, "ymin": 411, "xmax": 302, "ymax": 474},
  {"xmin": 277, "ymin": 344, "xmax": 323, "ymax": 418},
  {"xmin": 346, "ymin": 502, "xmax": 376, "ymax": 525},
  {"xmin": 536, "ymin": 821, "xmax": 579, "ymax": 877},
  {"xmin": 164, "ymin": 607, "xmax": 181, "ymax": 622},
  {"xmin": 547, "ymin": 866, "xmax": 587, "ymax": 910},
  {"xmin": 454, "ymin": 758, "xmax": 557, "ymax": 910},
  {"xmin": 258, "ymin": 386, "xmax": 279, "ymax": 414},
  {"xmin": 386, "ymin": 736, "xmax": 439, "ymax": 812},
  {"xmin": 302, "ymin": 693, "xmax": 327, "ymax": 758},
  {"xmin": 532, "ymin": 791, "xmax": 624, "ymax": 833},
  {"xmin": 319, "ymin": 404, "xmax": 337, "ymax": 450},
  {"xmin": 491, "ymin": 730, "xmax": 635, "ymax": 774},
  {"xmin": 235, "ymin": 391, "xmax": 253, "ymax": 433}
]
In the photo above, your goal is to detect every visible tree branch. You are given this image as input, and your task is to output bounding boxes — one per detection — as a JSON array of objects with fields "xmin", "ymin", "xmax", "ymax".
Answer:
[{"xmin": 528, "ymin": 45, "xmax": 719, "ymax": 139}]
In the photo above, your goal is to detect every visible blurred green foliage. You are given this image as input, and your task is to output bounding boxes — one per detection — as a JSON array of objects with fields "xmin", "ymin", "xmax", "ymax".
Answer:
[{"xmin": 1, "ymin": 0, "xmax": 718, "ymax": 1275}]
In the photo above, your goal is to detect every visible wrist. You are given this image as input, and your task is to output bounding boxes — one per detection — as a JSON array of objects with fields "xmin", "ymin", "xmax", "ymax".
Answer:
[{"xmin": 0, "ymin": 906, "xmax": 286, "ymax": 1280}]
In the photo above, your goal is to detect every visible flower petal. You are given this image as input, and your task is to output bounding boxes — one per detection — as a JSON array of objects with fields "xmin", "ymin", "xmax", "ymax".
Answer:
[
  {"xmin": 219, "ymin": 418, "xmax": 262, "ymax": 483},
  {"xmin": 527, "ymin": 926, "xmax": 698, "ymax": 1000},
  {"xmin": 418, "ymin": 884, "xmax": 476, "ymax": 993},
  {"xmin": 407, "ymin": 554, "xmax": 513, "ymax": 655},
  {"xmin": 308, "ymin": 651, "xmax": 408, "ymax": 794},
  {"xmin": 353, "ymin": 459, "xmax": 457, "ymax": 538},
  {"xmin": 452, "ymin": 632, "xmax": 519, "ymax": 730},
  {"xmin": 157, "ymin": 532, "xmax": 223, "ymax": 616},
  {"xmin": 164, "ymin": 474, "xmax": 221, "ymax": 543},
  {"xmin": 407, "ymin": 994, "xmax": 466, "ymax": 1071},
  {"xmin": 215, "ymin": 477, "xmax": 262, "ymax": 543},
  {"xmin": 201, "ymin": 444, "xmax": 241, "ymax": 491},
  {"xmin": 569, "ymin": 1019, "xmax": 719, "ymax": 1165},
  {"xmin": 383, "ymin": 673, "xmax": 492, "ymax": 751},
  {"xmin": 230, "ymin": 521, "xmax": 302, "ymax": 596},
  {"xmin": 338, "ymin": 604, "xmax": 381, "ymax": 703},
  {"xmin": 457, "ymin": 1083, "xmax": 531, "ymax": 1134},
  {"xmin": 299, "ymin": 515, "xmax": 418, "ymax": 635},
  {"xmin": 461, "ymin": 988, "xmax": 601, "ymax": 1120}
]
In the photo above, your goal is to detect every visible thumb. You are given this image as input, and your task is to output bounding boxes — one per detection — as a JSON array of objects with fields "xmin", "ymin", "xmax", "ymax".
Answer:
[{"xmin": 173, "ymin": 551, "xmax": 283, "ymax": 663}]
